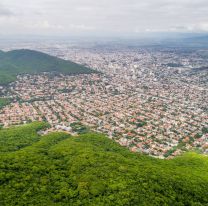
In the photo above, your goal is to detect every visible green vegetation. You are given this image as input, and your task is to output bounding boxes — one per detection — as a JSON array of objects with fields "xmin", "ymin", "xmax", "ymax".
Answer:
[
  {"xmin": 202, "ymin": 127, "xmax": 208, "ymax": 134},
  {"xmin": 0, "ymin": 122, "xmax": 50, "ymax": 153},
  {"xmin": 164, "ymin": 146, "xmax": 177, "ymax": 158},
  {"xmin": 136, "ymin": 120, "xmax": 147, "ymax": 127},
  {"xmin": 0, "ymin": 123, "xmax": 208, "ymax": 205},
  {"xmin": 0, "ymin": 49, "xmax": 95, "ymax": 85},
  {"xmin": 195, "ymin": 133, "xmax": 203, "ymax": 139},
  {"xmin": 70, "ymin": 122, "xmax": 90, "ymax": 134},
  {"xmin": 0, "ymin": 98, "xmax": 11, "ymax": 109}
]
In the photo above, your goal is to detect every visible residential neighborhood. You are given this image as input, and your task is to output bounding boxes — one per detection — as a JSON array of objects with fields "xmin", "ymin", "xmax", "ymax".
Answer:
[{"xmin": 0, "ymin": 45, "xmax": 207, "ymax": 158}]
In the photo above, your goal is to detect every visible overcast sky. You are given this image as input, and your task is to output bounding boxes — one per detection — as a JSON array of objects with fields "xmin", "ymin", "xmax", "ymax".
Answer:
[{"xmin": 0, "ymin": 0, "xmax": 208, "ymax": 37}]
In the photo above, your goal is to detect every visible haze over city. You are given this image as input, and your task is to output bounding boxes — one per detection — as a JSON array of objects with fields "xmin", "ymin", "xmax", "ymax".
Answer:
[{"xmin": 0, "ymin": 0, "xmax": 208, "ymax": 37}]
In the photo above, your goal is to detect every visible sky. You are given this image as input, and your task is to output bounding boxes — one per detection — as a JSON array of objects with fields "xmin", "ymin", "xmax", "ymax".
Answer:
[{"xmin": 0, "ymin": 0, "xmax": 208, "ymax": 37}]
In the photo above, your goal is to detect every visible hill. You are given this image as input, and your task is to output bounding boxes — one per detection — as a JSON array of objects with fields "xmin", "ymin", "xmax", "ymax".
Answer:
[
  {"xmin": 0, "ymin": 122, "xmax": 208, "ymax": 205},
  {"xmin": 0, "ymin": 49, "xmax": 95, "ymax": 85}
]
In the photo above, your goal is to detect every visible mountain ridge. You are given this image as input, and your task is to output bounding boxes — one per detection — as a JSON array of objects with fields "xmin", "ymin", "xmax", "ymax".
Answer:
[{"xmin": 0, "ymin": 49, "xmax": 95, "ymax": 85}]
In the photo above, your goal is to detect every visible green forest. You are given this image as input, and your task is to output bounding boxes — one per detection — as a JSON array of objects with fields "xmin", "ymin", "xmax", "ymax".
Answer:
[
  {"xmin": 0, "ymin": 122, "xmax": 208, "ymax": 205},
  {"xmin": 0, "ymin": 49, "xmax": 95, "ymax": 85},
  {"xmin": 0, "ymin": 98, "xmax": 11, "ymax": 110}
]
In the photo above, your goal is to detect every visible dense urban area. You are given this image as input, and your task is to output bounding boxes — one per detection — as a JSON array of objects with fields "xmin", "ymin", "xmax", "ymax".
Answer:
[{"xmin": 0, "ymin": 43, "xmax": 208, "ymax": 158}]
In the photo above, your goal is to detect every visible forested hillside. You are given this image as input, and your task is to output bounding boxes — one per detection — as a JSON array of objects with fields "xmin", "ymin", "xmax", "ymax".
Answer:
[
  {"xmin": 0, "ymin": 122, "xmax": 208, "ymax": 205},
  {"xmin": 0, "ymin": 49, "xmax": 95, "ymax": 85}
]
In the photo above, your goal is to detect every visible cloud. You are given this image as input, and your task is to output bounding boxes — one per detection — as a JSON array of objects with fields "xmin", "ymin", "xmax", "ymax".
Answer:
[
  {"xmin": 188, "ymin": 23, "xmax": 208, "ymax": 32},
  {"xmin": 0, "ymin": 4, "xmax": 14, "ymax": 17},
  {"xmin": 29, "ymin": 20, "xmax": 64, "ymax": 30},
  {"xmin": 69, "ymin": 24, "xmax": 95, "ymax": 31},
  {"xmin": 197, "ymin": 22, "xmax": 208, "ymax": 31},
  {"xmin": 0, "ymin": 0, "xmax": 208, "ymax": 36},
  {"xmin": 169, "ymin": 23, "xmax": 208, "ymax": 32}
]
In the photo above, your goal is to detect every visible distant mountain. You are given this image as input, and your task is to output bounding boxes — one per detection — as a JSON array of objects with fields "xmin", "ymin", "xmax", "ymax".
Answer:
[
  {"xmin": 0, "ymin": 49, "xmax": 95, "ymax": 85},
  {"xmin": 181, "ymin": 35, "xmax": 208, "ymax": 47},
  {"xmin": 133, "ymin": 34, "xmax": 208, "ymax": 48},
  {"xmin": 162, "ymin": 34, "xmax": 208, "ymax": 48}
]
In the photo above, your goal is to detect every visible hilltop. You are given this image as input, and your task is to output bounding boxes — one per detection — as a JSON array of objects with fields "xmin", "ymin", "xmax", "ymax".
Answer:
[
  {"xmin": 0, "ymin": 49, "xmax": 95, "ymax": 85},
  {"xmin": 0, "ymin": 122, "xmax": 208, "ymax": 205}
]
